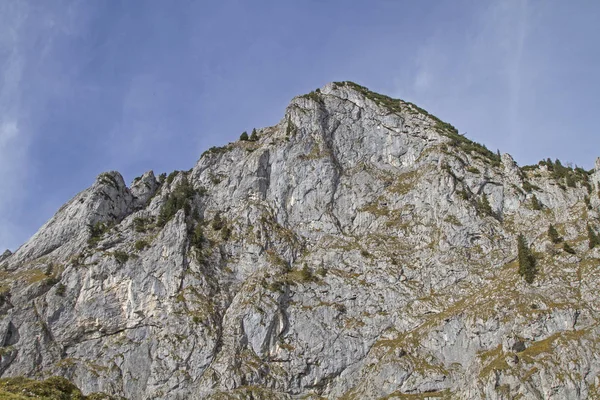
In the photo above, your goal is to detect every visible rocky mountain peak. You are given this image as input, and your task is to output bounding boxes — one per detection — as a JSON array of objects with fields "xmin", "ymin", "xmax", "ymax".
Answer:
[
  {"xmin": 0, "ymin": 250, "xmax": 11, "ymax": 263},
  {"xmin": 1, "ymin": 83, "xmax": 599, "ymax": 399}
]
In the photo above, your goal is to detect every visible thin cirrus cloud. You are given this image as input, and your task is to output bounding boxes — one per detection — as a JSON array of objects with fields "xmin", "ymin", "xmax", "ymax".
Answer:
[
  {"xmin": 393, "ymin": 0, "xmax": 533, "ymax": 156},
  {"xmin": 394, "ymin": 0, "xmax": 599, "ymax": 167},
  {"xmin": 472, "ymin": 0, "xmax": 531, "ymax": 147},
  {"xmin": 0, "ymin": 1, "xmax": 90, "ymax": 251},
  {"xmin": 0, "ymin": 0, "xmax": 599, "ymax": 252},
  {"xmin": 0, "ymin": 2, "xmax": 31, "ymax": 250}
]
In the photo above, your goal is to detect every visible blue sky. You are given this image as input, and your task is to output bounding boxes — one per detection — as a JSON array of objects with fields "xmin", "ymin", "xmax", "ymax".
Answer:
[{"xmin": 1, "ymin": 0, "xmax": 599, "ymax": 251}]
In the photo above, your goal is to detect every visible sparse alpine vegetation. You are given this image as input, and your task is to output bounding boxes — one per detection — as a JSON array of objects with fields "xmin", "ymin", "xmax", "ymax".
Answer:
[
  {"xmin": 87, "ymin": 221, "xmax": 111, "ymax": 247},
  {"xmin": 157, "ymin": 175, "xmax": 196, "ymax": 227},
  {"xmin": 0, "ymin": 376, "xmax": 122, "ymax": 399}
]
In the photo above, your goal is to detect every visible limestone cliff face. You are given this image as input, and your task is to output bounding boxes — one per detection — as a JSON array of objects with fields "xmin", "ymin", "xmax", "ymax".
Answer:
[{"xmin": 2, "ymin": 82, "xmax": 600, "ymax": 399}]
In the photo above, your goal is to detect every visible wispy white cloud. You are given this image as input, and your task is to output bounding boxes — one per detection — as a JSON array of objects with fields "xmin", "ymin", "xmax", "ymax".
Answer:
[
  {"xmin": 0, "ymin": 1, "xmax": 92, "ymax": 251},
  {"xmin": 468, "ymin": 0, "xmax": 531, "ymax": 143},
  {"xmin": 107, "ymin": 74, "xmax": 174, "ymax": 166},
  {"xmin": 390, "ymin": 0, "xmax": 532, "ymax": 155},
  {"xmin": 412, "ymin": 45, "xmax": 439, "ymax": 93},
  {"xmin": 505, "ymin": 0, "xmax": 530, "ymax": 138},
  {"xmin": 0, "ymin": 2, "xmax": 32, "ymax": 251}
]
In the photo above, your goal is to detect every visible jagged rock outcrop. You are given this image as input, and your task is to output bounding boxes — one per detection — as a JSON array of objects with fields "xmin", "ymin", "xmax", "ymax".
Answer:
[
  {"xmin": 1, "ymin": 82, "xmax": 600, "ymax": 399},
  {"xmin": 0, "ymin": 250, "xmax": 11, "ymax": 263}
]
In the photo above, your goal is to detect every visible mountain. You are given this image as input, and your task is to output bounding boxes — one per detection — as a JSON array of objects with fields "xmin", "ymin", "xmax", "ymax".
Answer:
[{"xmin": 1, "ymin": 81, "xmax": 600, "ymax": 399}]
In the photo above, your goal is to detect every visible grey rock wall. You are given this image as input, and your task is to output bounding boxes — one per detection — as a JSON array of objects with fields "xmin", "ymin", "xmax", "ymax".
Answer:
[{"xmin": 1, "ymin": 82, "xmax": 599, "ymax": 399}]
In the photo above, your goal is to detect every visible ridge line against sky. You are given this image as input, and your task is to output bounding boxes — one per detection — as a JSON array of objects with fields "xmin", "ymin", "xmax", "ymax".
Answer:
[{"xmin": 0, "ymin": 0, "xmax": 599, "ymax": 250}]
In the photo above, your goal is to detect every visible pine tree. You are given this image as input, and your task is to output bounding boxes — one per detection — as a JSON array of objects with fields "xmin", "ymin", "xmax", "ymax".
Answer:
[
  {"xmin": 221, "ymin": 225, "xmax": 232, "ymax": 241},
  {"xmin": 588, "ymin": 225, "xmax": 600, "ymax": 249},
  {"xmin": 548, "ymin": 224, "xmax": 561, "ymax": 244},
  {"xmin": 477, "ymin": 193, "xmax": 494, "ymax": 217},
  {"xmin": 584, "ymin": 195, "xmax": 592, "ymax": 209},
  {"xmin": 553, "ymin": 159, "xmax": 567, "ymax": 180},
  {"xmin": 517, "ymin": 234, "xmax": 528, "ymax": 276},
  {"xmin": 250, "ymin": 128, "xmax": 259, "ymax": 141},
  {"xmin": 212, "ymin": 211, "xmax": 223, "ymax": 231},
  {"xmin": 531, "ymin": 194, "xmax": 542, "ymax": 210},
  {"xmin": 157, "ymin": 176, "xmax": 196, "ymax": 227},
  {"xmin": 240, "ymin": 131, "xmax": 249, "ymax": 141},
  {"xmin": 517, "ymin": 234, "xmax": 537, "ymax": 284},
  {"xmin": 286, "ymin": 117, "xmax": 296, "ymax": 136},
  {"xmin": 563, "ymin": 242, "xmax": 576, "ymax": 254},
  {"xmin": 191, "ymin": 223, "xmax": 204, "ymax": 248}
]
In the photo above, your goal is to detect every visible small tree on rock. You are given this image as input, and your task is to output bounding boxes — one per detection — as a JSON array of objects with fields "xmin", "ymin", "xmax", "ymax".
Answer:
[
  {"xmin": 517, "ymin": 234, "xmax": 537, "ymax": 284},
  {"xmin": 563, "ymin": 242, "xmax": 576, "ymax": 254},
  {"xmin": 588, "ymin": 225, "xmax": 600, "ymax": 249},
  {"xmin": 477, "ymin": 193, "xmax": 494, "ymax": 217},
  {"xmin": 240, "ymin": 131, "xmax": 249, "ymax": 141},
  {"xmin": 221, "ymin": 225, "xmax": 231, "ymax": 241},
  {"xmin": 212, "ymin": 212, "xmax": 223, "ymax": 231},
  {"xmin": 250, "ymin": 128, "xmax": 259, "ymax": 142},
  {"xmin": 191, "ymin": 223, "xmax": 204, "ymax": 248},
  {"xmin": 548, "ymin": 224, "xmax": 561, "ymax": 244},
  {"xmin": 531, "ymin": 194, "xmax": 542, "ymax": 210}
]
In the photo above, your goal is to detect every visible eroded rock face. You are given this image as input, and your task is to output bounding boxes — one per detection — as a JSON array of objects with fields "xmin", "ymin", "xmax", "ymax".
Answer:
[
  {"xmin": 1, "ymin": 82, "xmax": 600, "ymax": 399},
  {"xmin": 0, "ymin": 250, "xmax": 11, "ymax": 263}
]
